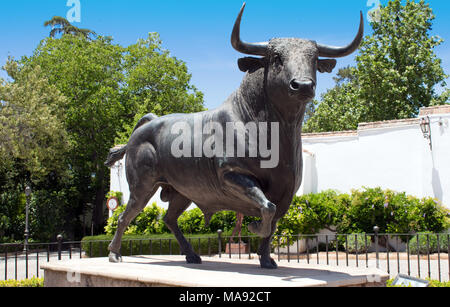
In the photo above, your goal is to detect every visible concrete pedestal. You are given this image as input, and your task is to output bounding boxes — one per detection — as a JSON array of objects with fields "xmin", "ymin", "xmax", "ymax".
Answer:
[
  {"xmin": 225, "ymin": 242, "xmax": 250, "ymax": 255},
  {"xmin": 41, "ymin": 255, "xmax": 389, "ymax": 287}
]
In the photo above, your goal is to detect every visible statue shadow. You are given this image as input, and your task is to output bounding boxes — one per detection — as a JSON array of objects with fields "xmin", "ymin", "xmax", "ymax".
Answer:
[
  {"xmin": 125, "ymin": 256, "xmax": 359, "ymax": 284},
  {"xmin": 432, "ymin": 167, "xmax": 443, "ymax": 201}
]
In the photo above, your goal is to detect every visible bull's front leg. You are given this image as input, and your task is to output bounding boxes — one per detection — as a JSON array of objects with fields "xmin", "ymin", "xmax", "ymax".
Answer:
[{"xmin": 222, "ymin": 172, "xmax": 276, "ymax": 239}]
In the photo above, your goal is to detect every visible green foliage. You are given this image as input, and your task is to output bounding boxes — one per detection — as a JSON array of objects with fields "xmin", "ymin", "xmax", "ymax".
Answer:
[
  {"xmin": 104, "ymin": 203, "xmax": 258, "ymax": 237},
  {"xmin": 276, "ymin": 190, "xmax": 345, "ymax": 237},
  {"xmin": 28, "ymin": 187, "xmax": 80, "ymax": 242},
  {"xmin": 104, "ymin": 205, "xmax": 126, "ymax": 235},
  {"xmin": 81, "ymin": 233, "xmax": 224, "ymax": 258},
  {"xmin": 0, "ymin": 61, "xmax": 70, "ymax": 181},
  {"xmin": 0, "ymin": 186, "xmax": 26, "ymax": 242},
  {"xmin": 386, "ymin": 278, "xmax": 450, "ymax": 287},
  {"xmin": 337, "ymin": 188, "xmax": 448, "ymax": 234},
  {"xmin": 408, "ymin": 233, "xmax": 449, "ymax": 255},
  {"xmin": 305, "ymin": 0, "xmax": 448, "ymax": 133},
  {"xmin": 134, "ymin": 204, "xmax": 168, "ymax": 235},
  {"xmin": 0, "ymin": 277, "xmax": 44, "ymax": 288},
  {"xmin": 304, "ymin": 78, "xmax": 362, "ymax": 133},
  {"xmin": 0, "ymin": 27, "xmax": 205, "ymax": 239},
  {"xmin": 177, "ymin": 208, "xmax": 206, "ymax": 234},
  {"xmin": 427, "ymin": 279, "xmax": 450, "ymax": 287},
  {"xmin": 176, "ymin": 208, "xmax": 250, "ymax": 235},
  {"xmin": 104, "ymin": 203, "xmax": 168, "ymax": 236},
  {"xmin": 115, "ymin": 33, "xmax": 205, "ymax": 144},
  {"xmin": 276, "ymin": 188, "xmax": 449, "ymax": 247},
  {"xmin": 106, "ymin": 191, "xmax": 123, "ymax": 205},
  {"xmin": 44, "ymin": 16, "xmax": 96, "ymax": 40},
  {"xmin": 343, "ymin": 233, "xmax": 370, "ymax": 254},
  {"xmin": 102, "ymin": 188, "xmax": 448, "ymax": 251}
]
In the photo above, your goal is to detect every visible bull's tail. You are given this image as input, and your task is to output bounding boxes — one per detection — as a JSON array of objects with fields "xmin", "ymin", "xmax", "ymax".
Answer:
[
  {"xmin": 105, "ymin": 145, "xmax": 127, "ymax": 167},
  {"xmin": 104, "ymin": 113, "xmax": 158, "ymax": 168}
]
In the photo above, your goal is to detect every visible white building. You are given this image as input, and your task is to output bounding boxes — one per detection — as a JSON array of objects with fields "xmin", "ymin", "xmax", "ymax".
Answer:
[
  {"xmin": 109, "ymin": 105, "xmax": 450, "ymax": 216},
  {"xmin": 299, "ymin": 105, "xmax": 450, "ymax": 209}
]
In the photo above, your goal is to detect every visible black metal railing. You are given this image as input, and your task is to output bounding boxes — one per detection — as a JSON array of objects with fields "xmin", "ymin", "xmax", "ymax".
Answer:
[{"xmin": 1, "ymin": 230, "xmax": 449, "ymax": 282}]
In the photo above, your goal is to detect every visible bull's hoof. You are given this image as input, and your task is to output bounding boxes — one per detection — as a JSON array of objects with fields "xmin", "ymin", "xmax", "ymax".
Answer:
[
  {"xmin": 109, "ymin": 252, "xmax": 123, "ymax": 263},
  {"xmin": 260, "ymin": 257, "xmax": 278, "ymax": 269},
  {"xmin": 186, "ymin": 253, "xmax": 202, "ymax": 264}
]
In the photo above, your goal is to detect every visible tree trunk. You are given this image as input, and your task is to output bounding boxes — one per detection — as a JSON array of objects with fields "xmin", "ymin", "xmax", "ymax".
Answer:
[{"xmin": 92, "ymin": 169, "xmax": 106, "ymax": 234}]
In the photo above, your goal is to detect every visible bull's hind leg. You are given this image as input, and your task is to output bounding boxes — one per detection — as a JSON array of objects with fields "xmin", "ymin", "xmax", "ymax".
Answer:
[
  {"xmin": 108, "ymin": 187, "xmax": 157, "ymax": 263},
  {"xmin": 163, "ymin": 192, "xmax": 202, "ymax": 264},
  {"xmin": 108, "ymin": 142, "xmax": 159, "ymax": 263}
]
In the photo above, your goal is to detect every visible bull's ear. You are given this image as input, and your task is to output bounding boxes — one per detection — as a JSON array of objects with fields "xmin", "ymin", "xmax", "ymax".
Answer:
[
  {"xmin": 317, "ymin": 59, "xmax": 337, "ymax": 73},
  {"xmin": 238, "ymin": 57, "xmax": 265, "ymax": 73}
]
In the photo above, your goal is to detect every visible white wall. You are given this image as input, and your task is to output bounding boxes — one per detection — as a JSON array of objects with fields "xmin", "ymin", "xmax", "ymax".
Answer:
[
  {"xmin": 109, "ymin": 159, "xmax": 170, "ymax": 217},
  {"xmin": 109, "ymin": 106, "xmax": 450, "ymax": 216},
  {"xmin": 300, "ymin": 106, "xmax": 450, "ymax": 209}
]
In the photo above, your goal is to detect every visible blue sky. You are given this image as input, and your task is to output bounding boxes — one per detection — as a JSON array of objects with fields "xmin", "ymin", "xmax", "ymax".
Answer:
[{"xmin": 0, "ymin": 0, "xmax": 449, "ymax": 109}]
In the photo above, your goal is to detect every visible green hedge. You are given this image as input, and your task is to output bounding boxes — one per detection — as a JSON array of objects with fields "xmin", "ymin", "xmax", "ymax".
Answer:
[
  {"xmin": 408, "ymin": 233, "xmax": 450, "ymax": 255},
  {"xmin": 387, "ymin": 278, "xmax": 450, "ymax": 287},
  {"xmin": 82, "ymin": 233, "xmax": 261, "ymax": 258},
  {"xmin": 100, "ymin": 188, "xmax": 449, "ymax": 250},
  {"xmin": 277, "ymin": 188, "xmax": 449, "ymax": 238},
  {"xmin": 104, "ymin": 203, "xmax": 259, "ymax": 237},
  {"xmin": 0, "ymin": 277, "xmax": 44, "ymax": 287},
  {"xmin": 342, "ymin": 233, "xmax": 371, "ymax": 254}
]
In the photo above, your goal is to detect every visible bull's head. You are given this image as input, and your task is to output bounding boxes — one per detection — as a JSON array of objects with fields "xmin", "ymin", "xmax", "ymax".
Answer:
[{"xmin": 231, "ymin": 3, "xmax": 363, "ymax": 109}]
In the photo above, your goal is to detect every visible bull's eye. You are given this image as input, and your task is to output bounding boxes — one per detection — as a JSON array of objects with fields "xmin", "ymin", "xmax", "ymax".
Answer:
[{"xmin": 273, "ymin": 54, "xmax": 283, "ymax": 66}]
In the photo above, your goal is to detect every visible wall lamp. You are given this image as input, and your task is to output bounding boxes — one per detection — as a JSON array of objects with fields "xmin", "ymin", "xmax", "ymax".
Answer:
[{"xmin": 420, "ymin": 116, "xmax": 432, "ymax": 151}]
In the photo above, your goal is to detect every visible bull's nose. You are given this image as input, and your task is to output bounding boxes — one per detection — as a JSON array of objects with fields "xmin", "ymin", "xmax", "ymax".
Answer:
[{"xmin": 289, "ymin": 79, "xmax": 316, "ymax": 94}]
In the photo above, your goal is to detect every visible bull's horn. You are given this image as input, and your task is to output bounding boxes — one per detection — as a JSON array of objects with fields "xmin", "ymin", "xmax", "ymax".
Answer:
[
  {"xmin": 231, "ymin": 3, "xmax": 268, "ymax": 56},
  {"xmin": 317, "ymin": 11, "xmax": 364, "ymax": 58}
]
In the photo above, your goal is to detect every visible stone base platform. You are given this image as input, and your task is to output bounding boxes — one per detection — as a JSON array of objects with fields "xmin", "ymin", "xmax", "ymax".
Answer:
[{"xmin": 41, "ymin": 255, "xmax": 389, "ymax": 287}]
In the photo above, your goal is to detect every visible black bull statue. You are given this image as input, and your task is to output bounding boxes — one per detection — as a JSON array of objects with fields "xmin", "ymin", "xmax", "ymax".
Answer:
[{"xmin": 105, "ymin": 4, "xmax": 363, "ymax": 269}]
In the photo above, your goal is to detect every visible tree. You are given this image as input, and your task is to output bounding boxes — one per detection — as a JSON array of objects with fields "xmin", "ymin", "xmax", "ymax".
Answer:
[
  {"xmin": 20, "ymin": 34, "xmax": 127, "ymax": 233},
  {"xmin": 44, "ymin": 16, "xmax": 96, "ymax": 40},
  {"xmin": 0, "ymin": 60, "xmax": 69, "ymax": 182},
  {"xmin": 0, "ymin": 60, "xmax": 74, "ymax": 242},
  {"xmin": 305, "ymin": 0, "xmax": 448, "ymax": 133},
  {"xmin": 304, "ymin": 67, "xmax": 363, "ymax": 132},
  {"xmin": 116, "ymin": 33, "xmax": 205, "ymax": 144},
  {"xmin": 16, "ymin": 32, "xmax": 204, "ymax": 235}
]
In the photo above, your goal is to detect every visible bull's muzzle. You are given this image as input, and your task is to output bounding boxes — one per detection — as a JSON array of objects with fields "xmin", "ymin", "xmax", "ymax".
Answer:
[{"xmin": 289, "ymin": 79, "xmax": 316, "ymax": 98}]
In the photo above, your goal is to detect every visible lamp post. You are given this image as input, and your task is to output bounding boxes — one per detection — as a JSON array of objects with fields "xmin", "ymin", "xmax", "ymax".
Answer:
[
  {"xmin": 420, "ymin": 116, "xmax": 432, "ymax": 151},
  {"xmin": 24, "ymin": 186, "xmax": 32, "ymax": 252}
]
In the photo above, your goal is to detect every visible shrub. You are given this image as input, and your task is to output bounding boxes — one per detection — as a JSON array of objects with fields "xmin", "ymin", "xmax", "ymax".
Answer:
[
  {"xmin": 340, "ymin": 188, "xmax": 449, "ymax": 234},
  {"xmin": 81, "ymin": 232, "xmax": 260, "ymax": 257},
  {"xmin": 338, "ymin": 188, "xmax": 412, "ymax": 234},
  {"xmin": 0, "ymin": 277, "xmax": 44, "ymax": 287},
  {"xmin": 0, "ymin": 186, "xmax": 26, "ymax": 242},
  {"xmin": 106, "ymin": 191, "xmax": 123, "ymax": 204},
  {"xmin": 178, "ymin": 208, "xmax": 208, "ymax": 234},
  {"xmin": 407, "ymin": 198, "xmax": 450, "ymax": 233},
  {"xmin": 387, "ymin": 278, "xmax": 450, "ymax": 287},
  {"xmin": 276, "ymin": 191, "xmax": 345, "ymax": 237},
  {"xmin": 104, "ymin": 203, "xmax": 168, "ymax": 236},
  {"xmin": 275, "ymin": 188, "xmax": 449, "ymax": 248},
  {"xmin": 104, "ymin": 204, "xmax": 257, "ymax": 237},
  {"xmin": 338, "ymin": 233, "xmax": 370, "ymax": 254},
  {"xmin": 408, "ymin": 233, "xmax": 449, "ymax": 255},
  {"xmin": 102, "ymin": 188, "xmax": 449, "ymax": 251}
]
